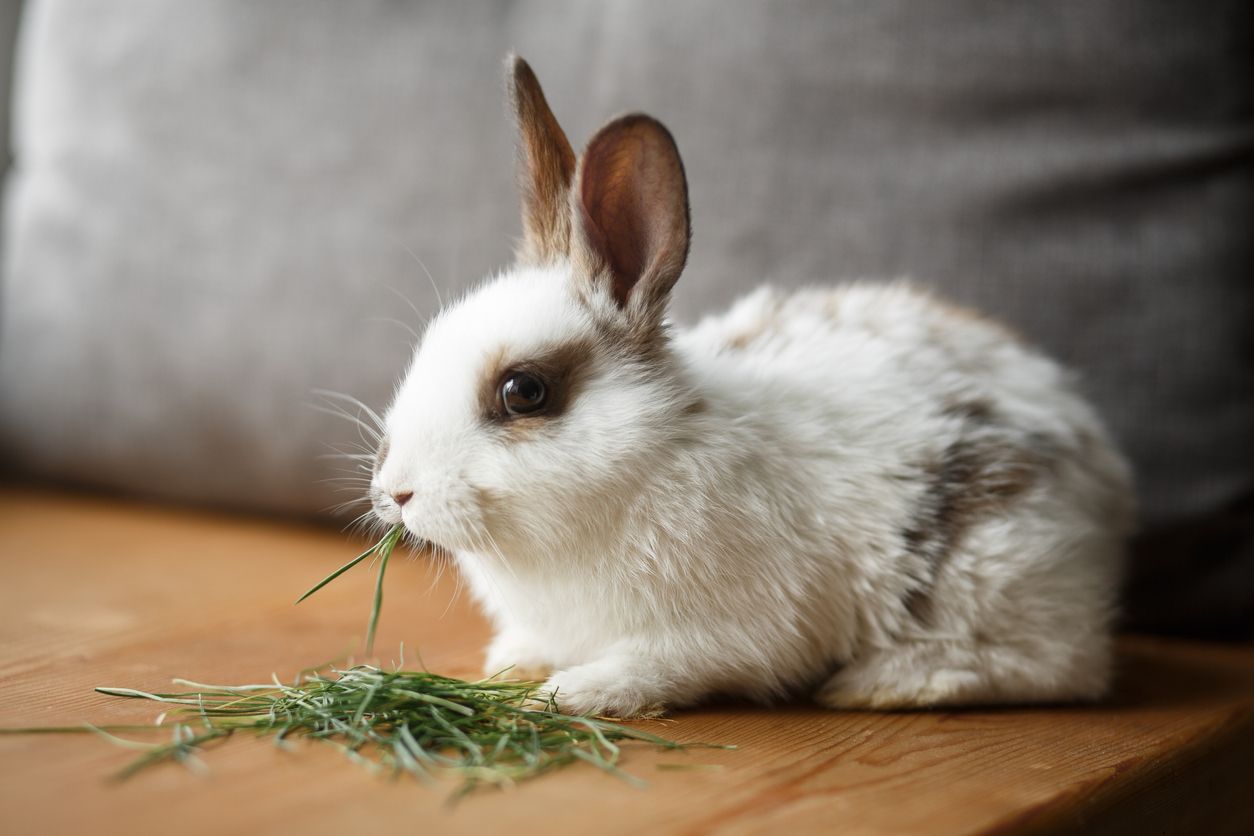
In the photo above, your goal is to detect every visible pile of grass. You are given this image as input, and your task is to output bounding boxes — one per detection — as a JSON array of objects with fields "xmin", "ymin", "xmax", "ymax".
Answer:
[
  {"xmin": 85, "ymin": 665, "xmax": 691, "ymax": 795},
  {"xmin": 3, "ymin": 524, "xmax": 719, "ymax": 794}
]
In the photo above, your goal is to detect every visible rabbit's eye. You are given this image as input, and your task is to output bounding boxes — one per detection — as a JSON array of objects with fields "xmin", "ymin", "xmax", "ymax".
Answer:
[{"xmin": 500, "ymin": 371, "xmax": 548, "ymax": 416}]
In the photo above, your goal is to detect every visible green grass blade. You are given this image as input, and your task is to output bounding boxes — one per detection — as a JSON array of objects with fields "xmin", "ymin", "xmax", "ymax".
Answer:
[
  {"xmin": 0, "ymin": 724, "xmax": 173, "ymax": 735},
  {"xmin": 363, "ymin": 525, "xmax": 402, "ymax": 654},
  {"xmin": 294, "ymin": 540, "xmax": 383, "ymax": 605}
]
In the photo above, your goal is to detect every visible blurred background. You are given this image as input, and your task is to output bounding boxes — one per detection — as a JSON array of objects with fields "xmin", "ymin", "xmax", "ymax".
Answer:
[{"xmin": 0, "ymin": 1, "xmax": 1250, "ymax": 635}]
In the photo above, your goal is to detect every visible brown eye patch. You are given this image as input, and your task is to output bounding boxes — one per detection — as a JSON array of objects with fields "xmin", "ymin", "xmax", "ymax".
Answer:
[{"xmin": 481, "ymin": 338, "xmax": 597, "ymax": 435}]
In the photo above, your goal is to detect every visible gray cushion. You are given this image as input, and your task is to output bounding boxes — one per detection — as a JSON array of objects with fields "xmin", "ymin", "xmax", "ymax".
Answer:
[
  {"xmin": 2, "ymin": 0, "xmax": 1252, "ymax": 541},
  {"xmin": 0, "ymin": 0, "xmax": 21, "ymax": 253}
]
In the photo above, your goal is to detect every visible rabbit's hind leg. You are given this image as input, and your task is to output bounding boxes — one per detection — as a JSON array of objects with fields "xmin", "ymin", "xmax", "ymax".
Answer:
[{"xmin": 814, "ymin": 636, "xmax": 1110, "ymax": 710}]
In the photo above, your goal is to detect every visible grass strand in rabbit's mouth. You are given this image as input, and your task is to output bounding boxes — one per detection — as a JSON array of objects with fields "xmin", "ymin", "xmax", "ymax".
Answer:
[{"xmin": 295, "ymin": 522, "xmax": 404, "ymax": 654}]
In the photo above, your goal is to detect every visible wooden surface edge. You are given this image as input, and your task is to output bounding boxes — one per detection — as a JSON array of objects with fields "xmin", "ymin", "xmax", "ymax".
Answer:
[{"xmin": 991, "ymin": 704, "xmax": 1254, "ymax": 835}]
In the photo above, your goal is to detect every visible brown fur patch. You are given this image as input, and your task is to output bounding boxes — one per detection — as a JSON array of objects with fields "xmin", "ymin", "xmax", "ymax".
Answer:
[
  {"xmin": 509, "ymin": 56, "xmax": 576, "ymax": 265},
  {"xmin": 901, "ymin": 402, "xmax": 1047, "ymax": 623},
  {"xmin": 682, "ymin": 397, "xmax": 707, "ymax": 416},
  {"xmin": 726, "ymin": 317, "xmax": 774, "ymax": 351},
  {"xmin": 479, "ymin": 337, "xmax": 600, "ymax": 439},
  {"xmin": 941, "ymin": 397, "xmax": 995, "ymax": 426},
  {"xmin": 723, "ymin": 296, "xmax": 786, "ymax": 352},
  {"xmin": 571, "ymin": 280, "xmax": 679, "ymax": 367}
]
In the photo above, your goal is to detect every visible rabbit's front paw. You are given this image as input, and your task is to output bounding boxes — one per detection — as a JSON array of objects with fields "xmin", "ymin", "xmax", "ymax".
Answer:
[
  {"xmin": 542, "ymin": 661, "xmax": 667, "ymax": 718},
  {"xmin": 484, "ymin": 631, "xmax": 553, "ymax": 682}
]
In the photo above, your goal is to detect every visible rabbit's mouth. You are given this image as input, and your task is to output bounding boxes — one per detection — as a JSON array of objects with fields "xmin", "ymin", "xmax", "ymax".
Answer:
[{"xmin": 409, "ymin": 533, "xmax": 454, "ymax": 560}]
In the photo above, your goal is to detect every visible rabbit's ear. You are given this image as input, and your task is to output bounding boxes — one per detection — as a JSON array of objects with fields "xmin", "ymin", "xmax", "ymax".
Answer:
[
  {"xmin": 508, "ymin": 55, "xmax": 576, "ymax": 265},
  {"xmin": 572, "ymin": 114, "xmax": 690, "ymax": 325}
]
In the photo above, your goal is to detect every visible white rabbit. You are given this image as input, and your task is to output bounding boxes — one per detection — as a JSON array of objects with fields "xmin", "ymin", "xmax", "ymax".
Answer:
[{"xmin": 370, "ymin": 56, "xmax": 1135, "ymax": 717}]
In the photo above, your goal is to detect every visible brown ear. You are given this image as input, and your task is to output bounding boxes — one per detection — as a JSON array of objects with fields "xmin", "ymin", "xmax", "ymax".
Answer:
[
  {"xmin": 508, "ymin": 55, "xmax": 576, "ymax": 265},
  {"xmin": 572, "ymin": 114, "xmax": 691, "ymax": 321}
]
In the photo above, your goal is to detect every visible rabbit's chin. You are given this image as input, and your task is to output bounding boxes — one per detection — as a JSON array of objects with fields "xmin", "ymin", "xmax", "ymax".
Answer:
[
  {"xmin": 365, "ymin": 503, "xmax": 462, "ymax": 557},
  {"xmin": 398, "ymin": 524, "xmax": 466, "ymax": 558}
]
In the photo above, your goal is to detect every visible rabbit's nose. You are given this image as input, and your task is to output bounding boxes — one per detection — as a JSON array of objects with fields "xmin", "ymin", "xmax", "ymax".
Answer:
[{"xmin": 392, "ymin": 491, "xmax": 413, "ymax": 507}]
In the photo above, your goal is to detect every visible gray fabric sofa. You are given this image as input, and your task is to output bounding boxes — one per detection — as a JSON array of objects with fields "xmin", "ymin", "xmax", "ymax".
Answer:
[{"xmin": 1, "ymin": 1, "xmax": 1251, "ymax": 634}]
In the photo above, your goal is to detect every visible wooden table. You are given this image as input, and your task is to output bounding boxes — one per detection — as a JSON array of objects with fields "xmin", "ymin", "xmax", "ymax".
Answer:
[{"xmin": 1, "ymin": 488, "xmax": 1251, "ymax": 835}]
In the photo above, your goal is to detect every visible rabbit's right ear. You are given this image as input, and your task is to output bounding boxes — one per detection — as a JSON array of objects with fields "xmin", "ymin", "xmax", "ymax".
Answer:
[{"xmin": 508, "ymin": 55, "xmax": 576, "ymax": 265}]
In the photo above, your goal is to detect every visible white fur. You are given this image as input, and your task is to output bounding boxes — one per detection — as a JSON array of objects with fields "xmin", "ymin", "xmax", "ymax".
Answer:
[{"xmin": 374, "ymin": 270, "xmax": 1134, "ymax": 716}]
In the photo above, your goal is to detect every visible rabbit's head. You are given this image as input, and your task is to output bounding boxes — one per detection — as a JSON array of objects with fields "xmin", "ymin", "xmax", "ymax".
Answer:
[{"xmin": 372, "ymin": 56, "xmax": 694, "ymax": 560}]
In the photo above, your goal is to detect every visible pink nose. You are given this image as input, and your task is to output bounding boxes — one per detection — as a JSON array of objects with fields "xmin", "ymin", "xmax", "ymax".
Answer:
[{"xmin": 392, "ymin": 491, "xmax": 413, "ymax": 507}]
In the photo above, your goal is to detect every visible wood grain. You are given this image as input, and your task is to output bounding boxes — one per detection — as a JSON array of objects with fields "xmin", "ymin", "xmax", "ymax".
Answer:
[{"xmin": 1, "ymin": 487, "xmax": 1251, "ymax": 835}]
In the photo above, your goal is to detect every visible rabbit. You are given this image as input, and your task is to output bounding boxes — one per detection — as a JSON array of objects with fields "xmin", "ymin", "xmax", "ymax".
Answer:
[{"xmin": 369, "ymin": 56, "xmax": 1135, "ymax": 717}]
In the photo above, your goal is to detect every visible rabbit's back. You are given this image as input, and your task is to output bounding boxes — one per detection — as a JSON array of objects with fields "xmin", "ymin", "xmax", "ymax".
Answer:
[
  {"xmin": 671, "ymin": 282, "xmax": 1135, "ymax": 706},
  {"xmin": 679, "ymin": 283, "xmax": 1127, "ymax": 484}
]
